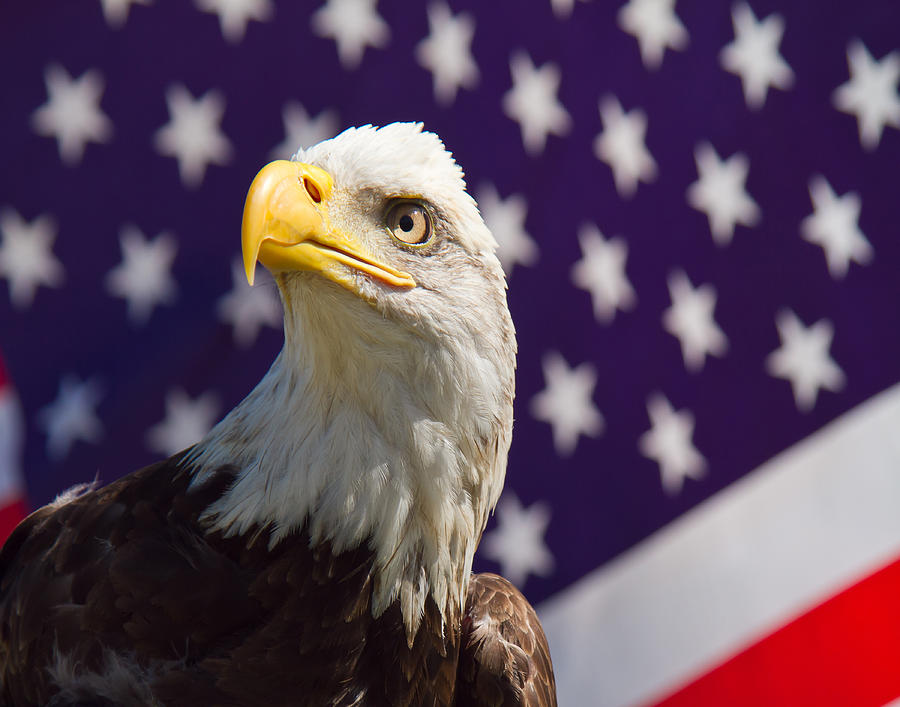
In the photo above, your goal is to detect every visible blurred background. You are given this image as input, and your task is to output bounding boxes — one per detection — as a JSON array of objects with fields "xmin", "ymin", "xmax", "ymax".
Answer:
[{"xmin": 2, "ymin": 1, "xmax": 900, "ymax": 704}]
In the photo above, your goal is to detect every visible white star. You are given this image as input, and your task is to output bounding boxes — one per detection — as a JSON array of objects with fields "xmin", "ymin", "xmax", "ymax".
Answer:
[
  {"xmin": 639, "ymin": 394, "xmax": 705, "ymax": 495},
  {"xmin": 270, "ymin": 103, "xmax": 339, "ymax": 160},
  {"xmin": 147, "ymin": 389, "xmax": 220, "ymax": 457},
  {"xmin": 154, "ymin": 85, "xmax": 233, "ymax": 188},
  {"xmin": 618, "ymin": 0, "xmax": 688, "ymax": 70},
  {"xmin": 195, "ymin": 0, "xmax": 273, "ymax": 43},
  {"xmin": 833, "ymin": 40, "xmax": 900, "ymax": 151},
  {"xmin": 662, "ymin": 270, "xmax": 728, "ymax": 372},
  {"xmin": 98, "ymin": 0, "xmax": 152, "ymax": 28},
  {"xmin": 594, "ymin": 95, "xmax": 657, "ymax": 198},
  {"xmin": 218, "ymin": 259, "xmax": 282, "ymax": 348},
  {"xmin": 416, "ymin": 3, "xmax": 479, "ymax": 105},
  {"xmin": 105, "ymin": 225, "xmax": 178, "ymax": 325},
  {"xmin": 38, "ymin": 375, "xmax": 103, "ymax": 461},
  {"xmin": 311, "ymin": 0, "xmax": 390, "ymax": 70},
  {"xmin": 766, "ymin": 310, "xmax": 845, "ymax": 412},
  {"xmin": 801, "ymin": 175, "xmax": 873, "ymax": 279},
  {"xmin": 720, "ymin": 3, "xmax": 793, "ymax": 109},
  {"xmin": 31, "ymin": 64, "xmax": 113, "ymax": 166},
  {"xmin": 503, "ymin": 52, "xmax": 572, "ymax": 155},
  {"xmin": 550, "ymin": 0, "xmax": 590, "ymax": 19},
  {"xmin": 476, "ymin": 183, "xmax": 537, "ymax": 277},
  {"xmin": 481, "ymin": 493, "xmax": 554, "ymax": 588},
  {"xmin": 530, "ymin": 351, "xmax": 604, "ymax": 457},
  {"xmin": 0, "ymin": 208, "xmax": 64, "ymax": 309},
  {"xmin": 570, "ymin": 223, "xmax": 635, "ymax": 324},
  {"xmin": 687, "ymin": 142, "xmax": 760, "ymax": 245},
  {"xmin": 719, "ymin": 3, "xmax": 794, "ymax": 109}
]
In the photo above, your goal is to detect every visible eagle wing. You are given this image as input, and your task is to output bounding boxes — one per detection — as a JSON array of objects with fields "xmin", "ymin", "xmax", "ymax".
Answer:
[
  {"xmin": 456, "ymin": 572, "xmax": 557, "ymax": 707},
  {"xmin": 0, "ymin": 457, "xmax": 254, "ymax": 705}
]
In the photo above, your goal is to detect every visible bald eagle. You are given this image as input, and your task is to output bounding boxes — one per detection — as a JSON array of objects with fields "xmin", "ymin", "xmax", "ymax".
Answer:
[{"xmin": 0, "ymin": 123, "xmax": 556, "ymax": 706}]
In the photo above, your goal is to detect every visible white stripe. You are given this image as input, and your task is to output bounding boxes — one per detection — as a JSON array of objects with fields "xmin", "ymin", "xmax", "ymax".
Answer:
[
  {"xmin": 538, "ymin": 381, "xmax": 900, "ymax": 707},
  {"xmin": 0, "ymin": 386, "xmax": 25, "ymax": 505}
]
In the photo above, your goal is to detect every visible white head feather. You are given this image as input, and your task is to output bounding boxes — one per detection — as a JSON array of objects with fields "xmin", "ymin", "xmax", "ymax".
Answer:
[{"xmin": 190, "ymin": 123, "xmax": 516, "ymax": 639}]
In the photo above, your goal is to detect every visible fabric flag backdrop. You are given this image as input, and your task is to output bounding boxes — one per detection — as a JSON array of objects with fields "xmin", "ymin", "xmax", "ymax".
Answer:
[
  {"xmin": 2, "ymin": 1, "xmax": 899, "ymax": 704},
  {"xmin": 0, "ymin": 352, "xmax": 27, "ymax": 541}
]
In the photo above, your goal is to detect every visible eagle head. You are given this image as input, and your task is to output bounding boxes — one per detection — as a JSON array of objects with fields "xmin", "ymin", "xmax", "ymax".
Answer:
[{"xmin": 192, "ymin": 123, "xmax": 516, "ymax": 634}]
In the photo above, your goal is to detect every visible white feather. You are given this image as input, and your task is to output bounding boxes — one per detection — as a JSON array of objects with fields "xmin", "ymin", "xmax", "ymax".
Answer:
[{"xmin": 190, "ymin": 123, "xmax": 516, "ymax": 640}]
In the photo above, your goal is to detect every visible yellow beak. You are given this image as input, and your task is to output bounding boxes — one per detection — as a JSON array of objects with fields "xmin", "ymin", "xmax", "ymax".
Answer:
[{"xmin": 241, "ymin": 160, "xmax": 416, "ymax": 290}]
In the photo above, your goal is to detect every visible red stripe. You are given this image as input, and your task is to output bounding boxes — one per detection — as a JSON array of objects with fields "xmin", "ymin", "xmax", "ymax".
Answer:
[
  {"xmin": 0, "ymin": 498, "xmax": 27, "ymax": 546},
  {"xmin": 0, "ymin": 354, "xmax": 7, "ymax": 390},
  {"xmin": 650, "ymin": 555, "xmax": 900, "ymax": 707}
]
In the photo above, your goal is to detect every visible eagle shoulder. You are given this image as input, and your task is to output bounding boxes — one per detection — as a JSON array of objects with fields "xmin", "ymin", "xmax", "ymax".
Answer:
[
  {"xmin": 0, "ymin": 455, "xmax": 242, "ymax": 705},
  {"xmin": 456, "ymin": 572, "xmax": 557, "ymax": 707}
]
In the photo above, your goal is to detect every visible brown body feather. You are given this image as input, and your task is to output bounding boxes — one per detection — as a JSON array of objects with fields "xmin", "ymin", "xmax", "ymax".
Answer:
[
  {"xmin": 457, "ymin": 575, "xmax": 557, "ymax": 707},
  {"xmin": 0, "ymin": 455, "xmax": 555, "ymax": 706}
]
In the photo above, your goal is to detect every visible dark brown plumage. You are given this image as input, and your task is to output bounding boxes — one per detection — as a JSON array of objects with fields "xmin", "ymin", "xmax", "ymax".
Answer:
[
  {"xmin": 0, "ymin": 454, "xmax": 555, "ymax": 706},
  {"xmin": 458, "ymin": 575, "xmax": 557, "ymax": 706}
]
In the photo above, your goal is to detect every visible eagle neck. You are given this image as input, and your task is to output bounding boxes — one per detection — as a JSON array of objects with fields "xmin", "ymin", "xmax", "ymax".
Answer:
[{"xmin": 189, "ymin": 319, "xmax": 507, "ymax": 641}]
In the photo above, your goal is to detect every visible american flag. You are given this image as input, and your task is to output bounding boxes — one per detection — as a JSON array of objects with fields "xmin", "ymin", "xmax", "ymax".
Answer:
[
  {"xmin": 2, "ymin": 1, "xmax": 900, "ymax": 704},
  {"xmin": 0, "ymin": 352, "xmax": 26, "ymax": 542}
]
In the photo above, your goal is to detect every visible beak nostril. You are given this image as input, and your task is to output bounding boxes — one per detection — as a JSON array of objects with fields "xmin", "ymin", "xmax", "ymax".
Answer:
[{"xmin": 303, "ymin": 176, "xmax": 322, "ymax": 204}]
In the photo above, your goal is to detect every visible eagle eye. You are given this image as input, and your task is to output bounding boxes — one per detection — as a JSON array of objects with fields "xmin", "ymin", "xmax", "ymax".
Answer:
[{"xmin": 385, "ymin": 201, "xmax": 432, "ymax": 246}]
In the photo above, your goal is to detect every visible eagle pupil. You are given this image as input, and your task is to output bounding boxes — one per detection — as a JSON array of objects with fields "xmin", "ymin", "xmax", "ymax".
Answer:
[{"xmin": 399, "ymin": 214, "xmax": 414, "ymax": 232}]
